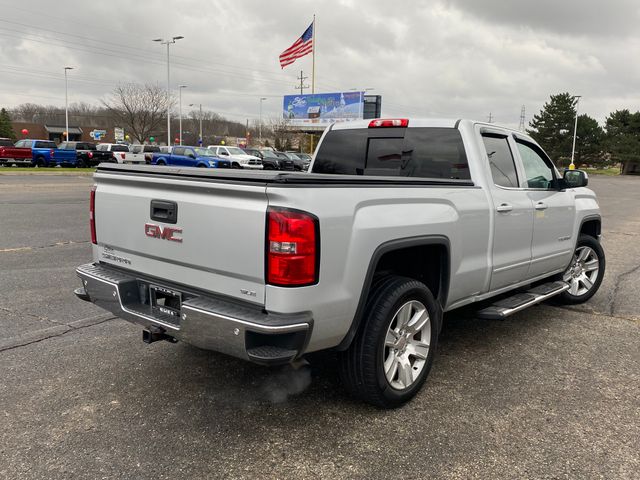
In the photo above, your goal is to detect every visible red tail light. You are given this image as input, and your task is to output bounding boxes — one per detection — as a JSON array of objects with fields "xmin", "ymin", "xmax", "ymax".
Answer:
[
  {"xmin": 368, "ymin": 118, "xmax": 409, "ymax": 128},
  {"xmin": 120, "ymin": 153, "xmax": 125, "ymax": 160},
  {"xmin": 266, "ymin": 207, "xmax": 319, "ymax": 286},
  {"xmin": 90, "ymin": 185, "xmax": 97, "ymax": 244},
  {"xmin": 50, "ymin": 149, "xmax": 55, "ymax": 158},
  {"xmin": 88, "ymin": 151, "xmax": 93, "ymax": 159}
]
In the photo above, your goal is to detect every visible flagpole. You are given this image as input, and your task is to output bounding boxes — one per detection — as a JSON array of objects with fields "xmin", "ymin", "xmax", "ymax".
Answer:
[{"xmin": 311, "ymin": 14, "xmax": 316, "ymax": 94}]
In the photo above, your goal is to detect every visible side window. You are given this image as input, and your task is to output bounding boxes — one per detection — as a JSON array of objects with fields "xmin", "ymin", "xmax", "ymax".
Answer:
[
  {"xmin": 15, "ymin": 140, "xmax": 25, "ymax": 147},
  {"xmin": 517, "ymin": 141, "xmax": 555, "ymax": 189},
  {"xmin": 173, "ymin": 146, "xmax": 185, "ymax": 156},
  {"xmin": 482, "ymin": 135, "xmax": 519, "ymax": 188}
]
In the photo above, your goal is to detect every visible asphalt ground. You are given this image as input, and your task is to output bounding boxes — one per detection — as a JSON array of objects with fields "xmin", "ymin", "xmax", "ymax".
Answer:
[{"xmin": 0, "ymin": 174, "xmax": 638, "ymax": 479}]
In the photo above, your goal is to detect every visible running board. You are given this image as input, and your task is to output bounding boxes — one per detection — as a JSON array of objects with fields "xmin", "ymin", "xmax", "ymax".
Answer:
[{"xmin": 476, "ymin": 281, "xmax": 569, "ymax": 320}]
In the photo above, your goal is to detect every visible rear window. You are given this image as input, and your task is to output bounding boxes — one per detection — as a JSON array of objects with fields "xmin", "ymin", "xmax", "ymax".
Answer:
[
  {"xmin": 110, "ymin": 145, "xmax": 128, "ymax": 152},
  {"xmin": 34, "ymin": 141, "xmax": 56, "ymax": 149},
  {"xmin": 143, "ymin": 146, "xmax": 160, "ymax": 153},
  {"xmin": 312, "ymin": 127, "xmax": 470, "ymax": 179},
  {"xmin": 0, "ymin": 138, "xmax": 13, "ymax": 146}
]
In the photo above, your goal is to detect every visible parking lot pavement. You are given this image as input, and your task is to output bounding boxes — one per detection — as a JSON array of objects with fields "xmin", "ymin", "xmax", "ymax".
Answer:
[{"xmin": 0, "ymin": 174, "xmax": 638, "ymax": 479}]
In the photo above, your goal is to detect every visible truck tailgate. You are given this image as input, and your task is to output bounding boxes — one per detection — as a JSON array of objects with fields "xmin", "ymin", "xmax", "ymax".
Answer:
[{"xmin": 93, "ymin": 171, "xmax": 268, "ymax": 305}]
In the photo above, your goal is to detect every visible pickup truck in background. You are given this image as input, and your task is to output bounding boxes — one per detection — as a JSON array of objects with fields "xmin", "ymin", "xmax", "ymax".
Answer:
[
  {"xmin": 208, "ymin": 145, "xmax": 263, "ymax": 169},
  {"xmin": 0, "ymin": 138, "xmax": 32, "ymax": 166},
  {"xmin": 151, "ymin": 146, "xmax": 232, "ymax": 168},
  {"xmin": 14, "ymin": 139, "xmax": 57, "ymax": 167},
  {"xmin": 54, "ymin": 141, "xmax": 114, "ymax": 167},
  {"xmin": 75, "ymin": 118, "xmax": 605, "ymax": 408},
  {"xmin": 97, "ymin": 143, "xmax": 146, "ymax": 165},
  {"xmin": 129, "ymin": 144, "xmax": 161, "ymax": 164}
]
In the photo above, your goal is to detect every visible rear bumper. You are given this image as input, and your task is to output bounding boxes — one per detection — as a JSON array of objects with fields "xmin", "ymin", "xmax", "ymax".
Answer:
[{"xmin": 75, "ymin": 263, "xmax": 312, "ymax": 365}]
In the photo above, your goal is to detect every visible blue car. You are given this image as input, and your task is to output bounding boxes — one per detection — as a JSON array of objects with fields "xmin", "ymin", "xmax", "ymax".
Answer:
[
  {"xmin": 151, "ymin": 146, "xmax": 231, "ymax": 168},
  {"xmin": 13, "ymin": 139, "xmax": 57, "ymax": 167}
]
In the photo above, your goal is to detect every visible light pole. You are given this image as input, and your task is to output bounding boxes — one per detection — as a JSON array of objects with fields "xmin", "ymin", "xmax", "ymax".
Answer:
[
  {"xmin": 153, "ymin": 36, "xmax": 184, "ymax": 145},
  {"xmin": 178, "ymin": 85, "xmax": 187, "ymax": 145},
  {"xmin": 259, "ymin": 97, "xmax": 267, "ymax": 144},
  {"xmin": 190, "ymin": 103, "xmax": 203, "ymax": 145},
  {"xmin": 64, "ymin": 67, "xmax": 73, "ymax": 142},
  {"xmin": 570, "ymin": 95, "xmax": 581, "ymax": 170}
]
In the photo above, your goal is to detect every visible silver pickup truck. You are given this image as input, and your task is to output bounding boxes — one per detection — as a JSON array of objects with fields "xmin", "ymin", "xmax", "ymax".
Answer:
[{"xmin": 74, "ymin": 118, "xmax": 605, "ymax": 408}]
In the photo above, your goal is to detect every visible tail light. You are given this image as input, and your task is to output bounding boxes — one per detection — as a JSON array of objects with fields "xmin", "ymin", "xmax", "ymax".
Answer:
[
  {"xmin": 120, "ymin": 153, "xmax": 126, "ymax": 160},
  {"xmin": 266, "ymin": 207, "xmax": 319, "ymax": 286},
  {"xmin": 368, "ymin": 118, "xmax": 409, "ymax": 128},
  {"xmin": 88, "ymin": 151, "xmax": 93, "ymax": 159},
  {"xmin": 89, "ymin": 185, "xmax": 97, "ymax": 244}
]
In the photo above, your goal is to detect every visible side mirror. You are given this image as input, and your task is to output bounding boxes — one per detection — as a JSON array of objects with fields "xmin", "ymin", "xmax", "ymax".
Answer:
[{"xmin": 563, "ymin": 169, "xmax": 588, "ymax": 188}]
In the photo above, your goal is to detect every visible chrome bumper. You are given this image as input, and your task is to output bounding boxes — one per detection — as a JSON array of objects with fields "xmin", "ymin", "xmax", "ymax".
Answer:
[{"xmin": 75, "ymin": 263, "xmax": 312, "ymax": 365}]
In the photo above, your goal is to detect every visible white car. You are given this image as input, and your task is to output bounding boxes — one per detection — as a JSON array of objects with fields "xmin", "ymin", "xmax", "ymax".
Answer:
[
  {"xmin": 207, "ymin": 145, "xmax": 263, "ymax": 169},
  {"xmin": 96, "ymin": 143, "xmax": 145, "ymax": 164},
  {"xmin": 129, "ymin": 144, "xmax": 161, "ymax": 164}
]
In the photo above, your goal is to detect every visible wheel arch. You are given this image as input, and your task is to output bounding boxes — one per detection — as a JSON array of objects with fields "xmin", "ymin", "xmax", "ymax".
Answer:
[
  {"xmin": 336, "ymin": 235, "xmax": 451, "ymax": 351},
  {"xmin": 579, "ymin": 215, "xmax": 601, "ymax": 239}
]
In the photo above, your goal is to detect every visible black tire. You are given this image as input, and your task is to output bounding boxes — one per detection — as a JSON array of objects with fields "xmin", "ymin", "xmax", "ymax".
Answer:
[
  {"xmin": 556, "ymin": 234, "xmax": 605, "ymax": 304},
  {"xmin": 232, "ymin": 162, "xmax": 241, "ymax": 169},
  {"xmin": 35, "ymin": 157, "xmax": 46, "ymax": 168},
  {"xmin": 76, "ymin": 159, "xmax": 87, "ymax": 168},
  {"xmin": 156, "ymin": 160, "xmax": 166, "ymax": 166},
  {"xmin": 338, "ymin": 275, "xmax": 441, "ymax": 409},
  {"xmin": 197, "ymin": 164, "xmax": 206, "ymax": 168}
]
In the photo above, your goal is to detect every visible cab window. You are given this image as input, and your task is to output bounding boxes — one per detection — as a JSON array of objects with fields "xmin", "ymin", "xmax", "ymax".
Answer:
[
  {"xmin": 481, "ymin": 134, "xmax": 518, "ymax": 188},
  {"xmin": 517, "ymin": 141, "xmax": 555, "ymax": 189}
]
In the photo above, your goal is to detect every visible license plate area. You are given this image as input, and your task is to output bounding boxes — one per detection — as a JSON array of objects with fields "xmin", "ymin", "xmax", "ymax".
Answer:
[{"xmin": 149, "ymin": 285, "xmax": 182, "ymax": 323}]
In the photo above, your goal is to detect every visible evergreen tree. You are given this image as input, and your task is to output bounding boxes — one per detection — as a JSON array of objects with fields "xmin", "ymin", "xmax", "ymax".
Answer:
[
  {"xmin": 604, "ymin": 109, "xmax": 640, "ymax": 168},
  {"xmin": 527, "ymin": 92, "xmax": 577, "ymax": 166},
  {"xmin": 574, "ymin": 114, "xmax": 605, "ymax": 165},
  {"xmin": 0, "ymin": 108, "xmax": 15, "ymax": 139}
]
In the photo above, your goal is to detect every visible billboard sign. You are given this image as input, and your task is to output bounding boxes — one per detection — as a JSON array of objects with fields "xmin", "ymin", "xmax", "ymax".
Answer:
[
  {"xmin": 283, "ymin": 91, "xmax": 364, "ymax": 127},
  {"xmin": 114, "ymin": 127, "xmax": 124, "ymax": 142}
]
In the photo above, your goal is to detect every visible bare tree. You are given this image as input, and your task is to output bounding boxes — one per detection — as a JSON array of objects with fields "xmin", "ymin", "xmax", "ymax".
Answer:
[{"xmin": 102, "ymin": 83, "xmax": 173, "ymax": 143}]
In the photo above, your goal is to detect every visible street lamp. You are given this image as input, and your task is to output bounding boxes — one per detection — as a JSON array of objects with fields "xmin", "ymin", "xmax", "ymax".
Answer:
[
  {"xmin": 189, "ymin": 103, "xmax": 203, "ymax": 145},
  {"xmin": 259, "ymin": 97, "xmax": 267, "ymax": 144},
  {"xmin": 64, "ymin": 66, "xmax": 73, "ymax": 142},
  {"xmin": 570, "ymin": 95, "xmax": 582, "ymax": 171},
  {"xmin": 153, "ymin": 35, "xmax": 184, "ymax": 146},
  {"xmin": 178, "ymin": 85, "xmax": 187, "ymax": 145}
]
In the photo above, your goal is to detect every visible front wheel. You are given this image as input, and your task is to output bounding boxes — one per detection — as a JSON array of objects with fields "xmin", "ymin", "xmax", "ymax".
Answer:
[
  {"xmin": 556, "ymin": 234, "xmax": 605, "ymax": 304},
  {"xmin": 338, "ymin": 276, "xmax": 440, "ymax": 408}
]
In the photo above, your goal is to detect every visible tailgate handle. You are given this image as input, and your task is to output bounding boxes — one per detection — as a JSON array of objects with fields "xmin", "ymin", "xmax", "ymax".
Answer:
[{"xmin": 150, "ymin": 200, "xmax": 178, "ymax": 224}]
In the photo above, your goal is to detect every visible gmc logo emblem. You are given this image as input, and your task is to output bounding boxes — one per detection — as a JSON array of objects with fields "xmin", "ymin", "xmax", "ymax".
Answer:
[{"xmin": 144, "ymin": 223, "xmax": 183, "ymax": 243}]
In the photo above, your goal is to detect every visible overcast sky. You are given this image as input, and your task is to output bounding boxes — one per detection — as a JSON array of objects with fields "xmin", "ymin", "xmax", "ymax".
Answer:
[{"xmin": 1, "ymin": 0, "xmax": 639, "ymax": 128}]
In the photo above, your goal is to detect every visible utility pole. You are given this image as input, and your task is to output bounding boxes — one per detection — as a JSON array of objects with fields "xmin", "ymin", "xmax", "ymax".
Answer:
[
  {"xmin": 153, "ymin": 35, "xmax": 184, "ymax": 145},
  {"xmin": 488, "ymin": 112, "xmax": 493, "ymax": 123},
  {"xmin": 259, "ymin": 97, "xmax": 267, "ymax": 144},
  {"xmin": 519, "ymin": 105, "xmax": 526, "ymax": 131},
  {"xmin": 64, "ymin": 67, "xmax": 73, "ymax": 142},
  {"xmin": 178, "ymin": 85, "xmax": 187, "ymax": 145},
  {"xmin": 296, "ymin": 70, "xmax": 309, "ymax": 94}
]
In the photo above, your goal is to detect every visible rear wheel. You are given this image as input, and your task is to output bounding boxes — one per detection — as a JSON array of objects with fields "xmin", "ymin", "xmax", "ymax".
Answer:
[
  {"xmin": 156, "ymin": 160, "xmax": 166, "ymax": 166},
  {"xmin": 35, "ymin": 157, "xmax": 46, "ymax": 168},
  {"xmin": 556, "ymin": 234, "xmax": 605, "ymax": 304},
  {"xmin": 338, "ymin": 276, "xmax": 440, "ymax": 408}
]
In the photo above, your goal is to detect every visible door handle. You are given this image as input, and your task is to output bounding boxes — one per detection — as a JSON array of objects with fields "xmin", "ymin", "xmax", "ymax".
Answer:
[
  {"xmin": 535, "ymin": 202, "xmax": 548, "ymax": 210},
  {"xmin": 496, "ymin": 203, "xmax": 513, "ymax": 213}
]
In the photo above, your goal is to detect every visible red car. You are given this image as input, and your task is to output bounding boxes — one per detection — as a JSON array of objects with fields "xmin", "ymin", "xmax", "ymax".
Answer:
[{"xmin": 0, "ymin": 138, "xmax": 33, "ymax": 166}]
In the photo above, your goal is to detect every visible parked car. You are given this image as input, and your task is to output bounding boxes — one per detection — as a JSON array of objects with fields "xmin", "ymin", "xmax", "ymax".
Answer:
[
  {"xmin": 277, "ymin": 151, "xmax": 309, "ymax": 171},
  {"xmin": 129, "ymin": 144, "xmax": 161, "ymax": 164},
  {"xmin": 208, "ymin": 145, "xmax": 263, "ymax": 169},
  {"xmin": 151, "ymin": 146, "xmax": 232, "ymax": 168},
  {"xmin": 97, "ymin": 143, "xmax": 145, "ymax": 164},
  {"xmin": 54, "ymin": 141, "xmax": 113, "ymax": 167},
  {"xmin": 76, "ymin": 117, "xmax": 604, "ymax": 408},
  {"xmin": 263, "ymin": 149, "xmax": 295, "ymax": 170},
  {"xmin": 14, "ymin": 139, "xmax": 57, "ymax": 167},
  {"xmin": 0, "ymin": 138, "xmax": 32, "ymax": 166}
]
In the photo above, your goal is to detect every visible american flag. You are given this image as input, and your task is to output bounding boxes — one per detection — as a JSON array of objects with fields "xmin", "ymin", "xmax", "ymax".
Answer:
[{"xmin": 279, "ymin": 22, "xmax": 313, "ymax": 69}]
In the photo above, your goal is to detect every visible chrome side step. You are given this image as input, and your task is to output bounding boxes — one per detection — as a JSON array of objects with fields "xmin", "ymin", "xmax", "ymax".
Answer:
[{"xmin": 476, "ymin": 281, "xmax": 569, "ymax": 320}]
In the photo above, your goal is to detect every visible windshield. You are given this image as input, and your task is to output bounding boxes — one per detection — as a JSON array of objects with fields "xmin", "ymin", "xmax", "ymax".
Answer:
[
  {"xmin": 226, "ymin": 147, "xmax": 245, "ymax": 155},
  {"xmin": 194, "ymin": 147, "xmax": 215, "ymax": 157},
  {"xmin": 261, "ymin": 150, "xmax": 278, "ymax": 159}
]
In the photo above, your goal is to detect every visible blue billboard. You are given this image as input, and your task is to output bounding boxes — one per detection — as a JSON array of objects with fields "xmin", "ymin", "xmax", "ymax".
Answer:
[{"xmin": 283, "ymin": 91, "xmax": 365, "ymax": 127}]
